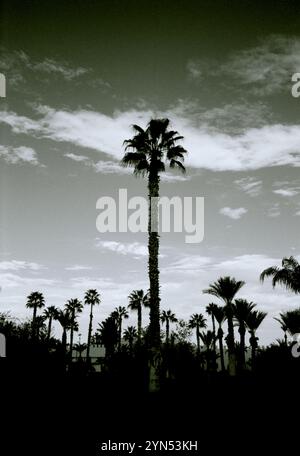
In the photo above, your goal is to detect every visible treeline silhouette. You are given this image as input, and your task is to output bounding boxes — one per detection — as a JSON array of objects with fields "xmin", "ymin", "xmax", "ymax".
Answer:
[{"xmin": 1, "ymin": 257, "xmax": 300, "ymax": 393}]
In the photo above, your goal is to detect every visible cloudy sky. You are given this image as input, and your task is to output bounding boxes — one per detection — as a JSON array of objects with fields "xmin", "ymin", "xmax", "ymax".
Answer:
[{"xmin": 1, "ymin": 0, "xmax": 300, "ymax": 344}]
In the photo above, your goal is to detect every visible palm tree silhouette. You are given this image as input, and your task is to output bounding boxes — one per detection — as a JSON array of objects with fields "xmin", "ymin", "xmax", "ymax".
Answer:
[
  {"xmin": 35, "ymin": 315, "xmax": 46, "ymax": 340},
  {"xmin": 161, "ymin": 310, "xmax": 177, "ymax": 345},
  {"xmin": 203, "ymin": 276, "xmax": 245, "ymax": 375},
  {"xmin": 43, "ymin": 306, "xmax": 59, "ymax": 342},
  {"xmin": 260, "ymin": 256, "xmax": 300, "ymax": 293},
  {"xmin": 245, "ymin": 310, "xmax": 267, "ymax": 367},
  {"xmin": 206, "ymin": 303, "xmax": 218, "ymax": 353},
  {"xmin": 122, "ymin": 118, "xmax": 187, "ymax": 349},
  {"xmin": 212, "ymin": 305, "xmax": 226, "ymax": 372},
  {"xmin": 233, "ymin": 299, "xmax": 256, "ymax": 368},
  {"xmin": 124, "ymin": 326, "xmax": 137, "ymax": 355},
  {"xmin": 128, "ymin": 289, "xmax": 149, "ymax": 341},
  {"xmin": 189, "ymin": 313, "xmax": 207, "ymax": 357},
  {"xmin": 84, "ymin": 289, "xmax": 101, "ymax": 361},
  {"xmin": 274, "ymin": 309, "xmax": 300, "ymax": 338},
  {"xmin": 56, "ymin": 308, "xmax": 73, "ymax": 356},
  {"xmin": 111, "ymin": 306, "xmax": 129, "ymax": 350},
  {"xmin": 26, "ymin": 291, "xmax": 45, "ymax": 338},
  {"xmin": 97, "ymin": 317, "xmax": 118, "ymax": 357},
  {"xmin": 66, "ymin": 298, "xmax": 83, "ymax": 356}
]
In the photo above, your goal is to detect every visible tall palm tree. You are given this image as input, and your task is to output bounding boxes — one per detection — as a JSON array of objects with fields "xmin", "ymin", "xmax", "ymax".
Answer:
[
  {"xmin": 245, "ymin": 310, "xmax": 267, "ymax": 367},
  {"xmin": 188, "ymin": 313, "xmax": 207, "ymax": 356},
  {"xmin": 128, "ymin": 289, "xmax": 149, "ymax": 341},
  {"xmin": 124, "ymin": 326, "xmax": 138, "ymax": 355},
  {"xmin": 43, "ymin": 306, "xmax": 59, "ymax": 342},
  {"xmin": 122, "ymin": 119, "xmax": 187, "ymax": 349},
  {"xmin": 161, "ymin": 310, "xmax": 177, "ymax": 345},
  {"xmin": 203, "ymin": 276, "xmax": 245, "ymax": 375},
  {"xmin": 66, "ymin": 298, "xmax": 83, "ymax": 355},
  {"xmin": 84, "ymin": 289, "xmax": 101, "ymax": 361},
  {"xmin": 212, "ymin": 305, "xmax": 226, "ymax": 372},
  {"xmin": 26, "ymin": 291, "xmax": 45, "ymax": 338},
  {"xmin": 111, "ymin": 306, "xmax": 129, "ymax": 351},
  {"xmin": 275, "ymin": 309, "xmax": 300, "ymax": 338},
  {"xmin": 206, "ymin": 303, "xmax": 218, "ymax": 352},
  {"xmin": 233, "ymin": 299, "xmax": 256, "ymax": 368},
  {"xmin": 260, "ymin": 256, "xmax": 300, "ymax": 293}
]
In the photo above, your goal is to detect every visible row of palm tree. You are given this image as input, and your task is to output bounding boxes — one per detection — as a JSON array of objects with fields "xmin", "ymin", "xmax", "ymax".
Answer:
[
  {"xmin": 24, "ymin": 256, "xmax": 300, "ymax": 367},
  {"xmin": 26, "ymin": 289, "xmax": 100, "ymax": 360}
]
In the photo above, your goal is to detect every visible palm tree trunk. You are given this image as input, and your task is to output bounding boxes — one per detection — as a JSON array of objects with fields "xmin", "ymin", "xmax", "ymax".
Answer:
[
  {"xmin": 86, "ymin": 303, "xmax": 93, "ymax": 361},
  {"xmin": 284, "ymin": 332, "xmax": 287, "ymax": 346},
  {"xmin": 218, "ymin": 327, "xmax": 225, "ymax": 372},
  {"xmin": 32, "ymin": 306, "xmax": 37, "ymax": 338},
  {"xmin": 69, "ymin": 310, "xmax": 75, "ymax": 357},
  {"xmin": 226, "ymin": 303, "xmax": 236, "ymax": 375},
  {"xmin": 196, "ymin": 326, "xmax": 200, "ymax": 357},
  {"xmin": 137, "ymin": 306, "xmax": 142, "ymax": 341},
  {"xmin": 148, "ymin": 170, "xmax": 161, "ymax": 349},
  {"xmin": 250, "ymin": 331, "xmax": 257, "ymax": 369},
  {"xmin": 47, "ymin": 316, "xmax": 52, "ymax": 342},
  {"xmin": 212, "ymin": 314, "xmax": 216, "ymax": 353},
  {"xmin": 62, "ymin": 329, "xmax": 67, "ymax": 353},
  {"xmin": 166, "ymin": 320, "xmax": 169, "ymax": 344},
  {"xmin": 118, "ymin": 318, "xmax": 122, "ymax": 351},
  {"xmin": 239, "ymin": 324, "xmax": 246, "ymax": 368}
]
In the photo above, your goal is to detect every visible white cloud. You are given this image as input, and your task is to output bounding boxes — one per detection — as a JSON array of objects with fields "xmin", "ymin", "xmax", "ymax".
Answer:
[
  {"xmin": 219, "ymin": 207, "xmax": 247, "ymax": 219},
  {"xmin": 273, "ymin": 188, "xmax": 299, "ymax": 197},
  {"xmin": 222, "ymin": 35, "xmax": 300, "ymax": 95},
  {"xmin": 64, "ymin": 153, "xmax": 90, "ymax": 162},
  {"xmin": 234, "ymin": 177, "xmax": 262, "ymax": 197},
  {"xmin": 0, "ymin": 260, "xmax": 45, "ymax": 271},
  {"xmin": 65, "ymin": 265, "xmax": 93, "ymax": 271},
  {"xmin": 267, "ymin": 203, "xmax": 281, "ymax": 217},
  {"xmin": 0, "ymin": 273, "xmax": 56, "ymax": 289},
  {"xmin": 0, "ymin": 145, "xmax": 41, "ymax": 166},
  {"xmin": 186, "ymin": 60, "xmax": 203, "ymax": 79},
  {"xmin": 162, "ymin": 256, "xmax": 212, "ymax": 276},
  {"xmin": 95, "ymin": 240, "xmax": 148, "ymax": 257},
  {"xmin": 2, "ymin": 104, "xmax": 300, "ymax": 172}
]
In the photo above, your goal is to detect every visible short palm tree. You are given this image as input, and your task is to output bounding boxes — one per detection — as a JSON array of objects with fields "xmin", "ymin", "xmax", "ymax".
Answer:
[
  {"xmin": 203, "ymin": 276, "xmax": 245, "ymax": 375},
  {"xmin": 128, "ymin": 289, "xmax": 149, "ymax": 341},
  {"xmin": 66, "ymin": 298, "xmax": 83, "ymax": 355},
  {"xmin": 84, "ymin": 289, "xmax": 101, "ymax": 361},
  {"xmin": 122, "ymin": 119, "xmax": 187, "ymax": 349},
  {"xmin": 124, "ymin": 326, "xmax": 138, "ymax": 355},
  {"xmin": 161, "ymin": 310, "xmax": 177, "ymax": 344},
  {"xmin": 233, "ymin": 299, "xmax": 256, "ymax": 368},
  {"xmin": 275, "ymin": 308, "xmax": 300, "ymax": 338},
  {"xmin": 206, "ymin": 303, "xmax": 218, "ymax": 352},
  {"xmin": 56, "ymin": 309, "xmax": 73, "ymax": 355},
  {"xmin": 43, "ymin": 306, "xmax": 59, "ymax": 342},
  {"xmin": 212, "ymin": 305, "xmax": 226, "ymax": 372},
  {"xmin": 35, "ymin": 315, "xmax": 46, "ymax": 340},
  {"xmin": 188, "ymin": 313, "xmax": 207, "ymax": 356},
  {"xmin": 245, "ymin": 310, "xmax": 267, "ymax": 367},
  {"xmin": 260, "ymin": 256, "xmax": 300, "ymax": 293},
  {"xmin": 97, "ymin": 317, "xmax": 119, "ymax": 357},
  {"xmin": 111, "ymin": 306, "xmax": 129, "ymax": 350},
  {"xmin": 26, "ymin": 291, "xmax": 45, "ymax": 338}
]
